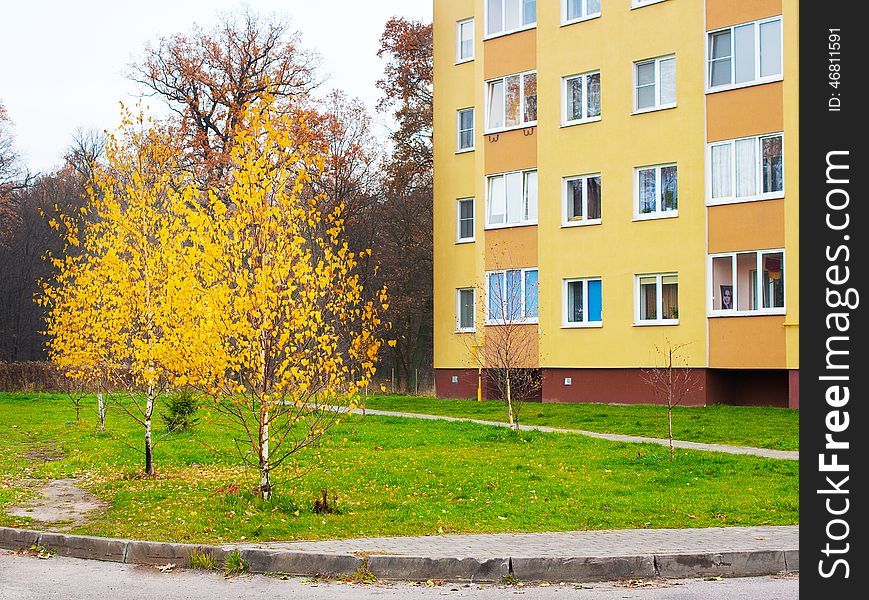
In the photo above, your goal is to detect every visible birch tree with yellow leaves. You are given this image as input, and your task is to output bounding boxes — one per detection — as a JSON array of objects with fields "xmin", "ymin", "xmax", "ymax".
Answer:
[
  {"xmin": 43, "ymin": 112, "xmax": 192, "ymax": 476},
  {"xmin": 170, "ymin": 97, "xmax": 388, "ymax": 499}
]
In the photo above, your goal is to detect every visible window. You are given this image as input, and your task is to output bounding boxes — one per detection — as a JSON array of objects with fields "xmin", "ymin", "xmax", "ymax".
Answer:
[
  {"xmin": 456, "ymin": 19, "xmax": 474, "ymax": 62},
  {"xmin": 635, "ymin": 164, "xmax": 677, "ymax": 218},
  {"xmin": 486, "ymin": 268, "xmax": 538, "ymax": 323},
  {"xmin": 486, "ymin": 0, "xmax": 536, "ymax": 37},
  {"xmin": 635, "ymin": 273, "xmax": 678, "ymax": 325},
  {"xmin": 486, "ymin": 71, "xmax": 537, "ymax": 132},
  {"xmin": 456, "ymin": 288, "xmax": 476, "ymax": 332},
  {"xmin": 634, "ymin": 55, "xmax": 676, "ymax": 112},
  {"xmin": 563, "ymin": 278, "xmax": 602, "ymax": 327},
  {"xmin": 562, "ymin": 174, "xmax": 601, "ymax": 226},
  {"xmin": 710, "ymin": 250, "xmax": 785, "ymax": 315},
  {"xmin": 456, "ymin": 108, "xmax": 475, "ymax": 151},
  {"xmin": 707, "ymin": 17, "xmax": 782, "ymax": 91},
  {"xmin": 708, "ymin": 133, "xmax": 783, "ymax": 204},
  {"xmin": 562, "ymin": 71, "xmax": 601, "ymax": 125},
  {"xmin": 563, "ymin": 0, "xmax": 600, "ymax": 24},
  {"xmin": 486, "ymin": 169, "xmax": 537, "ymax": 228},
  {"xmin": 456, "ymin": 198, "xmax": 475, "ymax": 242}
]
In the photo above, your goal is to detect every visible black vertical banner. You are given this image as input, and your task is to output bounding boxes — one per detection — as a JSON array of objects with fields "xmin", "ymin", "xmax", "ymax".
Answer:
[{"xmin": 800, "ymin": 0, "xmax": 866, "ymax": 596}]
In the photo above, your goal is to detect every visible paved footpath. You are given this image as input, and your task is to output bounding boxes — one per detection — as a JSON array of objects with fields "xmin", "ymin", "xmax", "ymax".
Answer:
[
  {"xmin": 355, "ymin": 408, "xmax": 799, "ymax": 461},
  {"xmin": 251, "ymin": 525, "xmax": 798, "ymax": 560}
]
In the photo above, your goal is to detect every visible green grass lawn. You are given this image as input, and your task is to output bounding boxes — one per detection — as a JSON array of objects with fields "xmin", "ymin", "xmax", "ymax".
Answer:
[
  {"xmin": 362, "ymin": 395, "xmax": 799, "ymax": 451},
  {"xmin": 0, "ymin": 392, "xmax": 797, "ymax": 544}
]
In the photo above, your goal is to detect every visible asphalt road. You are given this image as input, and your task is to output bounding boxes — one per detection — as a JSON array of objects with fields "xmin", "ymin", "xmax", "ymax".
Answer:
[{"xmin": 0, "ymin": 552, "xmax": 799, "ymax": 600}]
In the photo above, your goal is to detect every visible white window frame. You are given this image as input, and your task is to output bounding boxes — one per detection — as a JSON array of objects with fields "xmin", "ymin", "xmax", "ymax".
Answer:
[
  {"xmin": 706, "ymin": 16, "xmax": 783, "ymax": 93},
  {"xmin": 632, "ymin": 55, "xmax": 676, "ymax": 114},
  {"xmin": 485, "ymin": 268, "xmax": 539, "ymax": 325},
  {"xmin": 634, "ymin": 273, "xmax": 679, "ymax": 326},
  {"xmin": 456, "ymin": 288, "xmax": 476, "ymax": 332},
  {"xmin": 707, "ymin": 249, "xmax": 786, "ymax": 317},
  {"xmin": 561, "ymin": 71, "xmax": 602, "ymax": 127},
  {"xmin": 706, "ymin": 132, "xmax": 784, "ymax": 205},
  {"xmin": 456, "ymin": 197, "xmax": 475, "ymax": 243},
  {"xmin": 456, "ymin": 107, "xmax": 475, "ymax": 152},
  {"xmin": 561, "ymin": 173, "xmax": 602, "ymax": 227},
  {"xmin": 631, "ymin": 0, "xmax": 669, "ymax": 8},
  {"xmin": 484, "ymin": 70, "xmax": 537, "ymax": 134},
  {"xmin": 485, "ymin": 168, "xmax": 538, "ymax": 229},
  {"xmin": 484, "ymin": 0, "xmax": 537, "ymax": 39},
  {"xmin": 561, "ymin": 0, "xmax": 601, "ymax": 26},
  {"xmin": 633, "ymin": 163, "xmax": 678, "ymax": 220},
  {"xmin": 562, "ymin": 277, "xmax": 603, "ymax": 328},
  {"xmin": 456, "ymin": 18, "xmax": 475, "ymax": 64}
]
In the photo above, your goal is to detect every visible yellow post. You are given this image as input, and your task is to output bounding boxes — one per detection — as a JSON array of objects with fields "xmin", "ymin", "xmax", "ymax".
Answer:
[{"xmin": 471, "ymin": 344, "xmax": 483, "ymax": 402}]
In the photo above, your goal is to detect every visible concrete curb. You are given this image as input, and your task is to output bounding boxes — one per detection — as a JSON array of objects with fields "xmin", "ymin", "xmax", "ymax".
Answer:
[{"xmin": 0, "ymin": 526, "xmax": 797, "ymax": 583}]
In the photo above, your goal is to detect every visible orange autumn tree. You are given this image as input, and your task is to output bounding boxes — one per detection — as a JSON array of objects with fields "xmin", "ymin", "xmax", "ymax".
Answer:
[
  {"xmin": 42, "ymin": 112, "xmax": 193, "ymax": 476},
  {"xmin": 169, "ymin": 96, "xmax": 388, "ymax": 500}
]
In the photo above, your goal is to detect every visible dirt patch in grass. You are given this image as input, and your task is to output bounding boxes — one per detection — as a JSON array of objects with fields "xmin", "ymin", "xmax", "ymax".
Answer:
[
  {"xmin": 7, "ymin": 479, "xmax": 106, "ymax": 530},
  {"xmin": 20, "ymin": 442, "xmax": 65, "ymax": 463}
]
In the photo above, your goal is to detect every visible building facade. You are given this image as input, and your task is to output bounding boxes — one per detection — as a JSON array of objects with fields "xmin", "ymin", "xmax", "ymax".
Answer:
[{"xmin": 433, "ymin": 0, "xmax": 799, "ymax": 408}]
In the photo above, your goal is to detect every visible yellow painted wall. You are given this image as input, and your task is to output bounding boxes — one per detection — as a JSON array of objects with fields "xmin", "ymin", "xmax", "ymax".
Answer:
[
  {"xmin": 433, "ymin": 0, "xmax": 485, "ymax": 369},
  {"xmin": 536, "ymin": 0, "xmax": 707, "ymax": 368},
  {"xmin": 781, "ymin": 0, "xmax": 799, "ymax": 368},
  {"xmin": 433, "ymin": 0, "xmax": 798, "ymax": 373}
]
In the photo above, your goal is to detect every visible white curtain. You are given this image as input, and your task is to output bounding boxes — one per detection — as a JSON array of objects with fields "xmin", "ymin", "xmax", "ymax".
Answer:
[
  {"xmin": 733, "ymin": 24, "xmax": 755, "ymax": 84},
  {"xmin": 711, "ymin": 144, "xmax": 732, "ymax": 199},
  {"xmin": 488, "ymin": 176, "xmax": 506, "ymax": 225},
  {"xmin": 487, "ymin": 81, "xmax": 504, "ymax": 130},
  {"xmin": 524, "ymin": 171, "xmax": 538, "ymax": 222},
  {"xmin": 505, "ymin": 171, "xmax": 523, "ymax": 224},
  {"xmin": 659, "ymin": 57, "xmax": 676, "ymax": 105},
  {"xmin": 735, "ymin": 138, "xmax": 756, "ymax": 197}
]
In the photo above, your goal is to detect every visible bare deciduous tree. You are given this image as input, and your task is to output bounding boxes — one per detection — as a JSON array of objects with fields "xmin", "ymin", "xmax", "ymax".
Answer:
[
  {"xmin": 641, "ymin": 340, "xmax": 703, "ymax": 459},
  {"xmin": 1, "ymin": 100, "xmax": 27, "ymax": 245},
  {"xmin": 129, "ymin": 7, "xmax": 320, "ymax": 186},
  {"xmin": 464, "ymin": 248, "xmax": 541, "ymax": 431},
  {"xmin": 371, "ymin": 17, "xmax": 434, "ymax": 392}
]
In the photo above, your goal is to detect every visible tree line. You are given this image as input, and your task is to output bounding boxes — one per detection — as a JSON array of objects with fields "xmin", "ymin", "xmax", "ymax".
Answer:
[{"xmin": 0, "ymin": 9, "xmax": 433, "ymax": 394}]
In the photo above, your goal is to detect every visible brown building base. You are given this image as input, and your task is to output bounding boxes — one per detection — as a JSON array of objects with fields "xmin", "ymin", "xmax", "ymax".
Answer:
[{"xmin": 435, "ymin": 368, "xmax": 799, "ymax": 408}]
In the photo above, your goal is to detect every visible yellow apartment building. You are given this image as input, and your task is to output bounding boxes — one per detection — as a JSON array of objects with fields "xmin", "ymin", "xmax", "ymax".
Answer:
[{"xmin": 433, "ymin": 0, "xmax": 799, "ymax": 407}]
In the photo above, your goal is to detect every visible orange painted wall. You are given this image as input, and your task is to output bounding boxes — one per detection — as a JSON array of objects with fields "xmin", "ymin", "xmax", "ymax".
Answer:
[
  {"xmin": 706, "ymin": 0, "xmax": 782, "ymax": 31},
  {"xmin": 707, "ymin": 83, "xmax": 783, "ymax": 142},
  {"xmin": 709, "ymin": 316, "xmax": 786, "ymax": 368},
  {"xmin": 484, "ymin": 324, "xmax": 539, "ymax": 369},
  {"xmin": 484, "ymin": 127, "xmax": 537, "ymax": 174},
  {"xmin": 708, "ymin": 200, "xmax": 785, "ymax": 253},
  {"xmin": 485, "ymin": 226, "xmax": 538, "ymax": 270},
  {"xmin": 483, "ymin": 29, "xmax": 536, "ymax": 79}
]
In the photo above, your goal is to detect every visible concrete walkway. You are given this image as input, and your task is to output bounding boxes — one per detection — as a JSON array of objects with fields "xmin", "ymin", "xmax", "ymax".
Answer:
[
  {"xmin": 355, "ymin": 408, "xmax": 799, "ymax": 461},
  {"xmin": 252, "ymin": 525, "xmax": 798, "ymax": 559}
]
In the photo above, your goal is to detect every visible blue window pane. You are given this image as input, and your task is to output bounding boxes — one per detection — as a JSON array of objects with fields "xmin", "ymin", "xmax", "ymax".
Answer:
[
  {"xmin": 588, "ymin": 279, "xmax": 602, "ymax": 322},
  {"xmin": 506, "ymin": 270, "xmax": 523, "ymax": 320},
  {"xmin": 489, "ymin": 274, "xmax": 504, "ymax": 320},
  {"xmin": 524, "ymin": 0, "xmax": 536, "ymax": 25},
  {"xmin": 524, "ymin": 269, "xmax": 538, "ymax": 318}
]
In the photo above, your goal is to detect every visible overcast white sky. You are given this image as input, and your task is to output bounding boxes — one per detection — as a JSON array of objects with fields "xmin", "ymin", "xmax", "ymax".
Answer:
[{"xmin": 0, "ymin": 0, "xmax": 432, "ymax": 175}]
